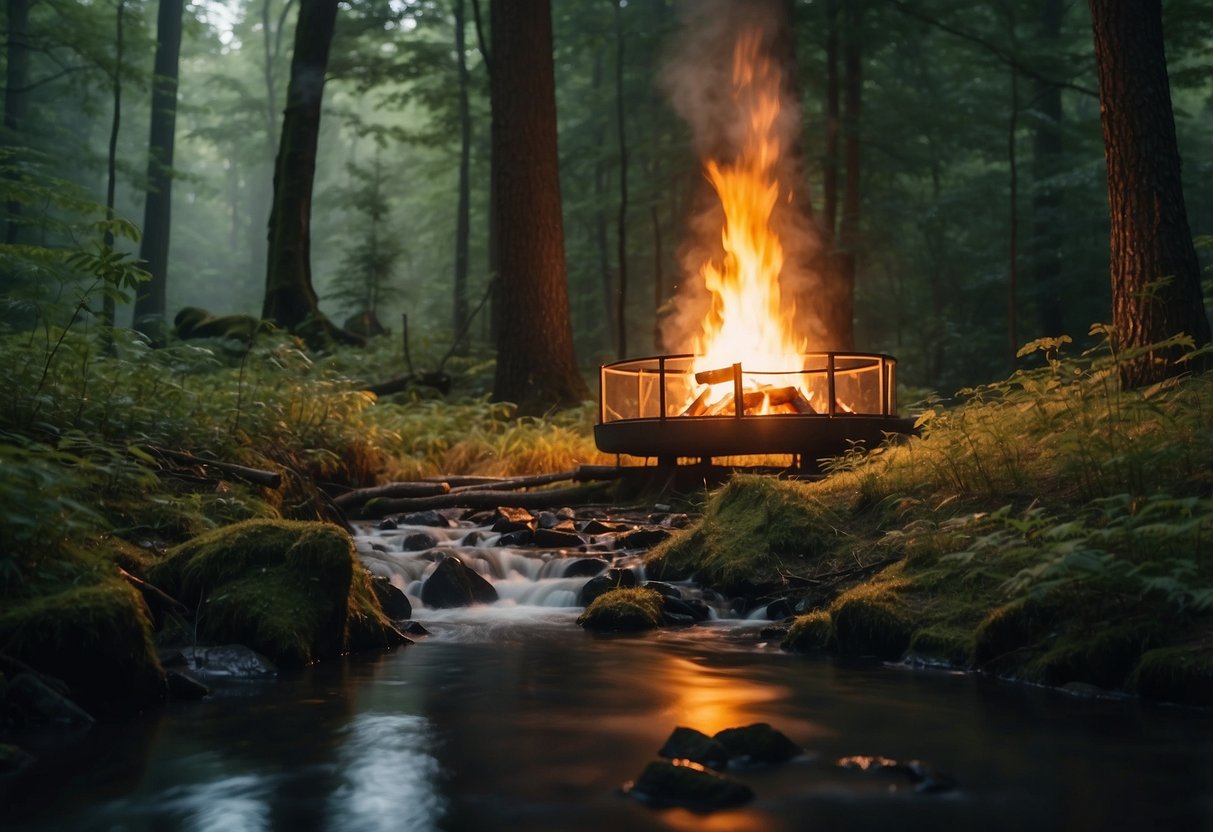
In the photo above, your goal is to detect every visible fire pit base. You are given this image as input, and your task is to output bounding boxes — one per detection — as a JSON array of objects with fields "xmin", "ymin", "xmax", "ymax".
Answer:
[{"xmin": 593, "ymin": 414, "xmax": 917, "ymax": 466}]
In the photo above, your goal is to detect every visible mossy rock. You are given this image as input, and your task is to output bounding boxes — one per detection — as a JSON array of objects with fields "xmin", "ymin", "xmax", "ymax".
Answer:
[
  {"xmin": 1130, "ymin": 645, "xmax": 1213, "ymax": 706},
  {"xmin": 972, "ymin": 597, "xmax": 1058, "ymax": 670},
  {"xmin": 907, "ymin": 626, "xmax": 972, "ymax": 667},
  {"xmin": 644, "ymin": 475, "xmax": 841, "ymax": 595},
  {"xmin": 1024, "ymin": 620, "xmax": 1158, "ymax": 689},
  {"xmin": 626, "ymin": 760, "xmax": 754, "ymax": 810},
  {"xmin": 577, "ymin": 587, "xmax": 664, "ymax": 632},
  {"xmin": 0, "ymin": 578, "xmax": 164, "ymax": 715},
  {"xmin": 782, "ymin": 610, "xmax": 835, "ymax": 652},
  {"xmin": 831, "ymin": 584, "xmax": 913, "ymax": 660},
  {"xmin": 150, "ymin": 519, "xmax": 405, "ymax": 668}
]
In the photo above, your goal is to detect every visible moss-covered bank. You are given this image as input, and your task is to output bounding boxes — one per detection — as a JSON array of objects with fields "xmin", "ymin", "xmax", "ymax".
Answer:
[
  {"xmin": 668, "ymin": 361, "xmax": 1213, "ymax": 707},
  {"xmin": 150, "ymin": 519, "xmax": 407, "ymax": 667}
]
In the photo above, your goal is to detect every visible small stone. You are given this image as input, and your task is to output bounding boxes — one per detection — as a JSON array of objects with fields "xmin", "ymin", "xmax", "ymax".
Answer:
[
  {"xmin": 401, "ymin": 532, "xmax": 438, "ymax": 551},
  {"xmin": 580, "ymin": 519, "xmax": 623, "ymax": 535},
  {"xmin": 402, "ymin": 621, "xmax": 431, "ymax": 637},
  {"xmin": 399, "ymin": 510, "xmax": 453, "ymax": 528},
  {"xmin": 616, "ymin": 528, "xmax": 673, "ymax": 551},
  {"xmin": 497, "ymin": 529, "xmax": 534, "ymax": 547},
  {"xmin": 642, "ymin": 580, "xmax": 682, "ymax": 599},
  {"xmin": 662, "ymin": 596, "xmax": 702, "ymax": 622},
  {"xmin": 533, "ymin": 528, "xmax": 583, "ymax": 549},
  {"xmin": 536, "ymin": 511, "xmax": 561, "ymax": 529},
  {"xmin": 180, "ymin": 645, "xmax": 278, "ymax": 679},
  {"xmin": 625, "ymin": 760, "xmax": 754, "ymax": 810},
  {"xmin": 662, "ymin": 513, "xmax": 692, "ymax": 529},
  {"xmin": 713, "ymin": 723, "xmax": 802, "ymax": 766},
  {"xmin": 659, "ymin": 726, "xmax": 730, "ymax": 770},
  {"xmin": 578, "ymin": 568, "xmax": 639, "ymax": 605},
  {"xmin": 377, "ymin": 518, "xmax": 398, "ymax": 531},
  {"xmin": 562, "ymin": 557, "xmax": 609, "ymax": 578},
  {"xmin": 420, "ymin": 556, "xmax": 498, "ymax": 608},
  {"xmin": 370, "ymin": 576, "xmax": 413, "ymax": 620},
  {"xmin": 492, "ymin": 506, "xmax": 534, "ymax": 533},
  {"xmin": 555, "ymin": 507, "xmax": 576, "ymax": 520}
]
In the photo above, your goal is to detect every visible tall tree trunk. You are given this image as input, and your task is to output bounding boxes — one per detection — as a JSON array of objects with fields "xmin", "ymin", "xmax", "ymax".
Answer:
[
  {"xmin": 488, "ymin": 0, "xmax": 588, "ymax": 412},
  {"xmin": 262, "ymin": 0, "xmax": 353, "ymax": 344},
  {"xmin": 1007, "ymin": 67, "xmax": 1019, "ymax": 367},
  {"xmin": 1089, "ymin": 0, "xmax": 1211, "ymax": 386},
  {"xmin": 613, "ymin": 0, "xmax": 629, "ymax": 360},
  {"xmin": 3, "ymin": 0, "xmax": 31, "ymax": 256},
  {"xmin": 831, "ymin": 0, "xmax": 861, "ymax": 351},
  {"xmin": 133, "ymin": 0, "xmax": 184, "ymax": 341},
  {"xmin": 453, "ymin": 0, "xmax": 471, "ymax": 352},
  {"xmin": 470, "ymin": 0, "xmax": 499, "ymax": 345},
  {"xmin": 101, "ymin": 0, "xmax": 126, "ymax": 352},
  {"xmin": 1031, "ymin": 0, "xmax": 1065, "ymax": 338}
]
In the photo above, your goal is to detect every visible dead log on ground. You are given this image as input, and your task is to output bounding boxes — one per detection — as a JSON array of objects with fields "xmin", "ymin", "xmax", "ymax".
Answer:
[
  {"xmin": 357, "ymin": 483, "xmax": 611, "ymax": 518},
  {"xmin": 333, "ymin": 480, "xmax": 452, "ymax": 511},
  {"xmin": 142, "ymin": 446, "xmax": 282, "ymax": 489},
  {"xmin": 448, "ymin": 469, "xmax": 580, "ymax": 494}
]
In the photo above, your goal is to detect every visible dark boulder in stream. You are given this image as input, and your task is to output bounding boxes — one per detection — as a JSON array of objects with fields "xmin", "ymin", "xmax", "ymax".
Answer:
[
  {"xmin": 577, "ymin": 588, "xmax": 664, "ymax": 632},
  {"xmin": 421, "ymin": 556, "xmax": 498, "ymax": 608},
  {"xmin": 658, "ymin": 727, "xmax": 730, "ymax": 770},
  {"xmin": 562, "ymin": 557, "xmax": 608, "ymax": 578},
  {"xmin": 578, "ymin": 568, "xmax": 638, "ymax": 605},
  {"xmin": 401, "ymin": 532, "xmax": 438, "ymax": 551},
  {"xmin": 532, "ymin": 528, "xmax": 583, "ymax": 549},
  {"xmin": 625, "ymin": 760, "xmax": 754, "ymax": 810},
  {"xmin": 714, "ymin": 723, "xmax": 802, "ymax": 766},
  {"xmin": 398, "ymin": 510, "xmax": 453, "ymax": 528},
  {"xmin": 370, "ymin": 576, "xmax": 413, "ymax": 620}
]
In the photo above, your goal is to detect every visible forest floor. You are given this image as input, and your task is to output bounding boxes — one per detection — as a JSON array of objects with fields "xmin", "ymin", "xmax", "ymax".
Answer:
[{"xmin": 1, "ymin": 328, "xmax": 1211, "ymax": 770}]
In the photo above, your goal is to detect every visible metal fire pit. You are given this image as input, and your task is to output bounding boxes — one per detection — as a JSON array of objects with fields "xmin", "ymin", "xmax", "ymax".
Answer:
[{"xmin": 594, "ymin": 352, "xmax": 915, "ymax": 466}]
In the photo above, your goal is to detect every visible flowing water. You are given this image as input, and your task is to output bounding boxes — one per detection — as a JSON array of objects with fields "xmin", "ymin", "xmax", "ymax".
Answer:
[{"xmin": 7, "ymin": 516, "xmax": 1213, "ymax": 831}]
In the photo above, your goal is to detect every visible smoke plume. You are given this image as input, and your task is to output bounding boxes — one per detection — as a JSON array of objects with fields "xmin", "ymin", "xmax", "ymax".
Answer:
[{"xmin": 659, "ymin": 0, "xmax": 842, "ymax": 354}]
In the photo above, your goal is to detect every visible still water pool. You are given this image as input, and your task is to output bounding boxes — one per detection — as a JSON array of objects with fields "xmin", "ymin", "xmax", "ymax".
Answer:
[{"xmin": 8, "ymin": 609, "xmax": 1213, "ymax": 831}]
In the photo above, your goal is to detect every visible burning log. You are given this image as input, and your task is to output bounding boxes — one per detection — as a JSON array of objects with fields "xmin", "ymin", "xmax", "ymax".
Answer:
[
  {"xmin": 687, "ymin": 385, "xmax": 818, "ymax": 417},
  {"xmin": 681, "ymin": 389, "xmax": 711, "ymax": 417}
]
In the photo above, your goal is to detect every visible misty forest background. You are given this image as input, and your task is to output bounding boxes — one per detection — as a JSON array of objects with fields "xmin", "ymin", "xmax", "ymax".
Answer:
[{"xmin": 6, "ymin": 0, "xmax": 1211, "ymax": 395}]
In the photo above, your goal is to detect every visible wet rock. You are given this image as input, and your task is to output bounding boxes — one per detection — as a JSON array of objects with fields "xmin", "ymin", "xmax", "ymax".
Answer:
[
  {"xmin": 536, "ymin": 511, "xmax": 561, "ymax": 529},
  {"xmin": 684, "ymin": 599, "xmax": 712, "ymax": 621},
  {"xmin": 555, "ymin": 507, "xmax": 577, "ymax": 521},
  {"xmin": 577, "ymin": 588, "xmax": 664, "ymax": 632},
  {"xmin": 421, "ymin": 557, "xmax": 498, "ymax": 608},
  {"xmin": 5, "ymin": 673, "xmax": 94, "ymax": 726},
  {"xmin": 370, "ymin": 543, "xmax": 389, "ymax": 553},
  {"xmin": 399, "ymin": 510, "xmax": 453, "ymax": 528},
  {"xmin": 464, "ymin": 510, "xmax": 496, "ymax": 526},
  {"xmin": 401, "ymin": 532, "xmax": 439, "ymax": 551},
  {"xmin": 370, "ymin": 576, "xmax": 413, "ymax": 620},
  {"xmin": 760, "ymin": 625, "xmax": 790, "ymax": 640},
  {"xmin": 661, "ymin": 596, "xmax": 705, "ymax": 623},
  {"xmin": 437, "ymin": 508, "xmax": 468, "ymax": 524},
  {"xmin": 578, "ymin": 568, "xmax": 639, "ymax": 605},
  {"xmin": 616, "ymin": 528, "xmax": 673, "ymax": 551},
  {"xmin": 402, "ymin": 621, "xmax": 431, "ymax": 637},
  {"xmin": 533, "ymin": 528, "xmax": 583, "ymax": 549},
  {"xmin": 836, "ymin": 755, "xmax": 956, "ymax": 794},
  {"xmin": 497, "ymin": 529, "xmax": 534, "ymax": 547},
  {"xmin": 377, "ymin": 518, "xmax": 398, "ymax": 531},
  {"xmin": 581, "ymin": 519, "xmax": 625, "ymax": 535},
  {"xmin": 714, "ymin": 723, "xmax": 802, "ymax": 766},
  {"xmin": 625, "ymin": 760, "xmax": 754, "ymax": 810},
  {"xmin": 765, "ymin": 598, "xmax": 794, "ymax": 620},
  {"xmin": 642, "ymin": 581, "xmax": 682, "ymax": 599},
  {"xmin": 658, "ymin": 726, "xmax": 730, "ymax": 770},
  {"xmin": 662, "ymin": 513, "xmax": 692, "ymax": 529},
  {"xmin": 563, "ymin": 557, "xmax": 609, "ymax": 578},
  {"xmin": 179, "ymin": 645, "xmax": 278, "ymax": 679},
  {"xmin": 492, "ymin": 506, "xmax": 535, "ymax": 533},
  {"xmin": 663, "ymin": 612, "xmax": 697, "ymax": 627},
  {"xmin": 166, "ymin": 669, "xmax": 209, "ymax": 700}
]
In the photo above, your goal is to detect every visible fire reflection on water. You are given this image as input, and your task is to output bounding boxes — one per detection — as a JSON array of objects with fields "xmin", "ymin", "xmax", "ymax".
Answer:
[{"xmin": 653, "ymin": 654, "xmax": 789, "ymax": 737}]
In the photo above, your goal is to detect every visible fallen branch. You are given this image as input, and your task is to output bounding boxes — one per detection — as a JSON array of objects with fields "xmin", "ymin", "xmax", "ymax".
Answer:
[
  {"xmin": 357, "ymin": 483, "xmax": 611, "ymax": 517},
  {"xmin": 142, "ymin": 445, "xmax": 282, "ymax": 489},
  {"xmin": 333, "ymin": 480, "xmax": 452, "ymax": 510},
  {"xmin": 448, "ymin": 469, "xmax": 580, "ymax": 494},
  {"xmin": 118, "ymin": 567, "xmax": 189, "ymax": 618}
]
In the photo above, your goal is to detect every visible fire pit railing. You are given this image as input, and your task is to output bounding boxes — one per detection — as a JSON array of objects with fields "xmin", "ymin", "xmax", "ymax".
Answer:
[
  {"xmin": 598, "ymin": 352, "xmax": 897, "ymax": 424},
  {"xmin": 594, "ymin": 352, "xmax": 908, "ymax": 465}
]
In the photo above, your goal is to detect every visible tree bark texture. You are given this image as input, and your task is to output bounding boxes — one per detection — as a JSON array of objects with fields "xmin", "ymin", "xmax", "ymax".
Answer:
[
  {"xmin": 101, "ymin": 0, "xmax": 126, "ymax": 351},
  {"xmin": 262, "ymin": 0, "xmax": 341, "ymax": 335},
  {"xmin": 1089, "ymin": 0, "xmax": 1211, "ymax": 386},
  {"xmin": 134, "ymin": 0, "xmax": 185, "ymax": 340},
  {"xmin": 488, "ymin": 0, "xmax": 589, "ymax": 412},
  {"xmin": 614, "ymin": 0, "xmax": 629, "ymax": 360}
]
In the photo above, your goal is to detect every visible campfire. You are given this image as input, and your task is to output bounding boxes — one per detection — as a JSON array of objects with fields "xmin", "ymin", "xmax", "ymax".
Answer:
[{"xmin": 594, "ymin": 22, "xmax": 910, "ymax": 468}]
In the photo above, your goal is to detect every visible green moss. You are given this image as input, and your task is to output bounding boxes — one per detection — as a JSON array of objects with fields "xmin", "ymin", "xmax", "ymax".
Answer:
[
  {"xmin": 644, "ymin": 475, "xmax": 842, "ymax": 594},
  {"xmin": 908, "ymin": 626, "xmax": 972, "ymax": 666},
  {"xmin": 577, "ymin": 587, "xmax": 664, "ymax": 632},
  {"xmin": 782, "ymin": 610, "xmax": 835, "ymax": 652},
  {"xmin": 150, "ymin": 519, "xmax": 403, "ymax": 667},
  {"xmin": 0, "ymin": 578, "xmax": 164, "ymax": 714},
  {"xmin": 830, "ymin": 582, "xmax": 914, "ymax": 660},
  {"xmin": 973, "ymin": 597, "xmax": 1058, "ymax": 670},
  {"xmin": 1024, "ymin": 620, "xmax": 1158, "ymax": 688},
  {"xmin": 1130, "ymin": 645, "xmax": 1213, "ymax": 706}
]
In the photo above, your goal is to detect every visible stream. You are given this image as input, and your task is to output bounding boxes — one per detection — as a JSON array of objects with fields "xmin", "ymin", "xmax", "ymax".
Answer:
[{"xmin": 7, "ymin": 512, "xmax": 1213, "ymax": 831}]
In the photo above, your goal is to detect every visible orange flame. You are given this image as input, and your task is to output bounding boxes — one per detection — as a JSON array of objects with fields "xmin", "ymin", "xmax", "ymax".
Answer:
[{"xmin": 689, "ymin": 30, "xmax": 808, "ymax": 413}]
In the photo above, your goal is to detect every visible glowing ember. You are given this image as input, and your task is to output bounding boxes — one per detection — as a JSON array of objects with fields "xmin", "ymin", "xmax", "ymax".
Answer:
[{"xmin": 688, "ymin": 29, "xmax": 809, "ymax": 415}]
